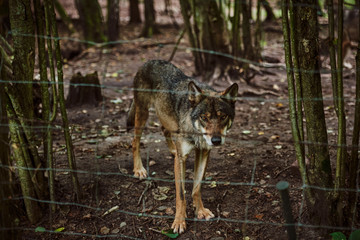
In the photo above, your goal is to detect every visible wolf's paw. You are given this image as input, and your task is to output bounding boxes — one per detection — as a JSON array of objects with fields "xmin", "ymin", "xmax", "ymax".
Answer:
[
  {"xmin": 134, "ymin": 167, "xmax": 147, "ymax": 179},
  {"xmin": 171, "ymin": 218, "xmax": 186, "ymax": 234},
  {"xmin": 197, "ymin": 207, "xmax": 215, "ymax": 220}
]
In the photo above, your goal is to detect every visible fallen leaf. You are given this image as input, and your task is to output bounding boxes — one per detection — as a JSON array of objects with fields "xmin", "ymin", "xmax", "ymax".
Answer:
[
  {"xmin": 270, "ymin": 135, "xmax": 279, "ymax": 140},
  {"xmin": 275, "ymin": 103, "xmax": 284, "ymax": 108},
  {"xmin": 165, "ymin": 207, "xmax": 174, "ymax": 215},
  {"xmin": 100, "ymin": 226, "xmax": 110, "ymax": 234},
  {"xmin": 102, "ymin": 206, "xmax": 119, "ymax": 217},
  {"xmin": 210, "ymin": 181, "xmax": 217, "ymax": 188},
  {"xmin": 35, "ymin": 227, "xmax": 46, "ymax": 232},
  {"xmin": 110, "ymin": 98, "xmax": 123, "ymax": 104},
  {"xmin": 54, "ymin": 227, "xmax": 65, "ymax": 232},
  {"xmin": 165, "ymin": 170, "xmax": 174, "ymax": 176},
  {"xmin": 83, "ymin": 213, "xmax": 91, "ymax": 219},
  {"xmin": 242, "ymin": 130, "xmax": 251, "ymax": 135},
  {"xmin": 255, "ymin": 214, "xmax": 264, "ymax": 220},
  {"xmin": 161, "ymin": 229, "xmax": 179, "ymax": 239},
  {"xmin": 221, "ymin": 211, "xmax": 230, "ymax": 217}
]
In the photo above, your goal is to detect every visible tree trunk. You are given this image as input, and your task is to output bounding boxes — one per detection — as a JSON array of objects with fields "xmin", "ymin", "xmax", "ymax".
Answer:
[
  {"xmin": 129, "ymin": 0, "xmax": 141, "ymax": 24},
  {"xmin": 241, "ymin": 0, "xmax": 254, "ymax": 61},
  {"xmin": 9, "ymin": 0, "xmax": 35, "ymax": 120},
  {"xmin": 179, "ymin": 0, "xmax": 203, "ymax": 75},
  {"xmin": 180, "ymin": 0, "xmax": 259, "ymax": 82},
  {"xmin": 45, "ymin": 0, "xmax": 82, "ymax": 200},
  {"xmin": 75, "ymin": 0, "xmax": 106, "ymax": 44},
  {"xmin": 140, "ymin": 0, "xmax": 159, "ymax": 37},
  {"xmin": 107, "ymin": 0, "xmax": 120, "ymax": 42},
  {"xmin": 294, "ymin": 0, "xmax": 334, "ymax": 226},
  {"xmin": 262, "ymin": 0, "xmax": 276, "ymax": 22},
  {"xmin": 0, "ymin": 66, "xmax": 17, "ymax": 240}
]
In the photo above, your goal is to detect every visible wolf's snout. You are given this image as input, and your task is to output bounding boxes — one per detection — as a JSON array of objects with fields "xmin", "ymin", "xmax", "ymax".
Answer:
[{"xmin": 211, "ymin": 136, "xmax": 222, "ymax": 146}]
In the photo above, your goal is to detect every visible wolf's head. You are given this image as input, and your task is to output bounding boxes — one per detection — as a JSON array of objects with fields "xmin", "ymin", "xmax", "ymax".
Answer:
[{"xmin": 188, "ymin": 81, "xmax": 238, "ymax": 148}]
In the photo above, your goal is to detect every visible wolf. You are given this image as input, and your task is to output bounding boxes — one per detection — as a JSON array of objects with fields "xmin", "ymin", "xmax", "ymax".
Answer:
[{"xmin": 127, "ymin": 60, "xmax": 238, "ymax": 233}]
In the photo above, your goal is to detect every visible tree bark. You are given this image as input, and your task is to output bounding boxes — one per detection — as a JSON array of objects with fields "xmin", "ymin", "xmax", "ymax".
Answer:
[
  {"xmin": 9, "ymin": 0, "xmax": 35, "ymax": 120},
  {"xmin": 140, "ymin": 0, "xmax": 159, "ymax": 37},
  {"xmin": 45, "ymin": 0, "xmax": 82, "ymax": 200},
  {"xmin": 75, "ymin": 0, "xmax": 106, "ymax": 44},
  {"xmin": 129, "ymin": 0, "xmax": 141, "ymax": 24},
  {"xmin": 107, "ymin": 0, "xmax": 120, "ymax": 42},
  {"xmin": 294, "ymin": 0, "xmax": 334, "ymax": 226},
  {"xmin": 0, "ymin": 64, "xmax": 17, "ymax": 240}
]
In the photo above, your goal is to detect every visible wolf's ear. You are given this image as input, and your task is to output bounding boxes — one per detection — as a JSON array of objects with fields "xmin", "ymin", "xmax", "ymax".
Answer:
[
  {"xmin": 188, "ymin": 81, "xmax": 203, "ymax": 105},
  {"xmin": 221, "ymin": 83, "xmax": 238, "ymax": 104}
]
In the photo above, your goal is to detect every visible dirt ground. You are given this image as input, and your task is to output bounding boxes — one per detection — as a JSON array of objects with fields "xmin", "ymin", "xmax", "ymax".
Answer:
[{"xmin": 20, "ymin": 1, "xmax": 360, "ymax": 240}]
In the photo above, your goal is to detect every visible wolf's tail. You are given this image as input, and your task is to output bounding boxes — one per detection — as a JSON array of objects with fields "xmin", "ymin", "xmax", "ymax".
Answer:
[{"xmin": 126, "ymin": 101, "xmax": 135, "ymax": 131}]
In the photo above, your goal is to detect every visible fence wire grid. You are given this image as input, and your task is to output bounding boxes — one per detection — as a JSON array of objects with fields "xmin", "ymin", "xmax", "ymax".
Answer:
[{"xmin": 1, "ymin": 11, "xmax": 360, "ymax": 239}]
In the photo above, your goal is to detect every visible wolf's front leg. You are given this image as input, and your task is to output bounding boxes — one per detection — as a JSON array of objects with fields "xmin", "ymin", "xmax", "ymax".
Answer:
[
  {"xmin": 132, "ymin": 108, "xmax": 149, "ymax": 179},
  {"xmin": 132, "ymin": 136, "xmax": 147, "ymax": 179},
  {"xmin": 192, "ymin": 149, "xmax": 215, "ymax": 220},
  {"xmin": 172, "ymin": 141, "xmax": 192, "ymax": 233}
]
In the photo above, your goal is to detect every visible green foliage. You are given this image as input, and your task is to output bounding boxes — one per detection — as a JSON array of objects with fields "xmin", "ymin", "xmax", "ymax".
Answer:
[
  {"xmin": 35, "ymin": 227, "xmax": 46, "ymax": 232},
  {"xmin": 161, "ymin": 229, "xmax": 179, "ymax": 238},
  {"xmin": 331, "ymin": 229, "xmax": 360, "ymax": 240},
  {"xmin": 344, "ymin": 0, "xmax": 356, "ymax": 8}
]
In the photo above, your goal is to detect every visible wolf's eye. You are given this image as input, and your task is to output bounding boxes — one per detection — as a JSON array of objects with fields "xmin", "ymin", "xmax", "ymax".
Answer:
[
  {"xmin": 200, "ymin": 115, "xmax": 209, "ymax": 122},
  {"xmin": 220, "ymin": 115, "xmax": 228, "ymax": 121}
]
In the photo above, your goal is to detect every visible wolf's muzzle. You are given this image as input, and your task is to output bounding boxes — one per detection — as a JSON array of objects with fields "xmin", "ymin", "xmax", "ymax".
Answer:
[{"xmin": 211, "ymin": 136, "xmax": 222, "ymax": 146}]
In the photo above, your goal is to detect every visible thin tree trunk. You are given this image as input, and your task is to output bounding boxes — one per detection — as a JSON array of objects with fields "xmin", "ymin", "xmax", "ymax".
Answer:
[
  {"xmin": 54, "ymin": 0, "xmax": 75, "ymax": 33},
  {"xmin": 328, "ymin": 0, "xmax": 339, "ymax": 114},
  {"xmin": 35, "ymin": 0, "xmax": 56, "ymax": 212},
  {"xmin": 45, "ymin": 0, "xmax": 82, "ymax": 200},
  {"xmin": 6, "ymin": 100, "xmax": 42, "ymax": 223},
  {"xmin": 179, "ymin": 0, "xmax": 203, "ymax": 74},
  {"xmin": 281, "ymin": 0, "xmax": 312, "ymax": 206},
  {"xmin": 140, "ymin": 0, "xmax": 158, "ymax": 37},
  {"xmin": 334, "ymin": 0, "xmax": 347, "ymax": 226},
  {"xmin": 0, "ymin": 66, "xmax": 17, "ymax": 240},
  {"xmin": 232, "ymin": 0, "xmax": 241, "ymax": 57},
  {"xmin": 107, "ymin": 0, "xmax": 120, "ymax": 42},
  {"xmin": 349, "ymin": 3, "xmax": 360, "ymax": 224},
  {"xmin": 262, "ymin": 0, "xmax": 275, "ymax": 22},
  {"xmin": 241, "ymin": 0, "xmax": 254, "ymax": 61}
]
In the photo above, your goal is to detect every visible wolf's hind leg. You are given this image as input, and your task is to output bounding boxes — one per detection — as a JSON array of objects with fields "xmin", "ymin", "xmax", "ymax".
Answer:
[
  {"xmin": 162, "ymin": 127, "xmax": 177, "ymax": 156},
  {"xmin": 132, "ymin": 104, "xmax": 149, "ymax": 179}
]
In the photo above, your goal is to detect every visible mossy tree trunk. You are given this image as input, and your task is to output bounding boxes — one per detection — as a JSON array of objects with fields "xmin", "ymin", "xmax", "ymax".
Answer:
[
  {"xmin": 0, "ymin": 66, "xmax": 17, "ymax": 240},
  {"xmin": 295, "ymin": 0, "xmax": 334, "ymax": 224},
  {"xmin": 140, "ymin": 0, "xmax": 159, "ymax": 37},
  {"xmin": 8, "ymin": 0, "xmax": 47, "ymax": 223},
  {"xmin": 9, "ymin": 0, "xmax": 35, "ymax": 120},
  {"xmin": 75, "ymin": 0, "xmax": 107, "ymax": 44},
  {"xmin": 283, "ymin": 0, "xmax": 359, "ymax": 229}
]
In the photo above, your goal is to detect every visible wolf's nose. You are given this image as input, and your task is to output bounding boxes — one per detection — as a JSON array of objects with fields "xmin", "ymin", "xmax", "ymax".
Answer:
[{"xmin": 211, "ymin": 136, "xmax": 222, "ymax": 146}]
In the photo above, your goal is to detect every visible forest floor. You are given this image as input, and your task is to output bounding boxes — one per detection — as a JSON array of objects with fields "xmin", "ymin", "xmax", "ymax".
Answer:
[{"xmin": 21, "ymin": 1, "xmax": 360, "ymax": 240}]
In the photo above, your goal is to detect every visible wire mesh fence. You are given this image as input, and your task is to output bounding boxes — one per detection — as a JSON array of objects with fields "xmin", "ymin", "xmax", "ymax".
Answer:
[{"xmin": 1, "ymin": 5, "xmax": 360, "ymax": 238}]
